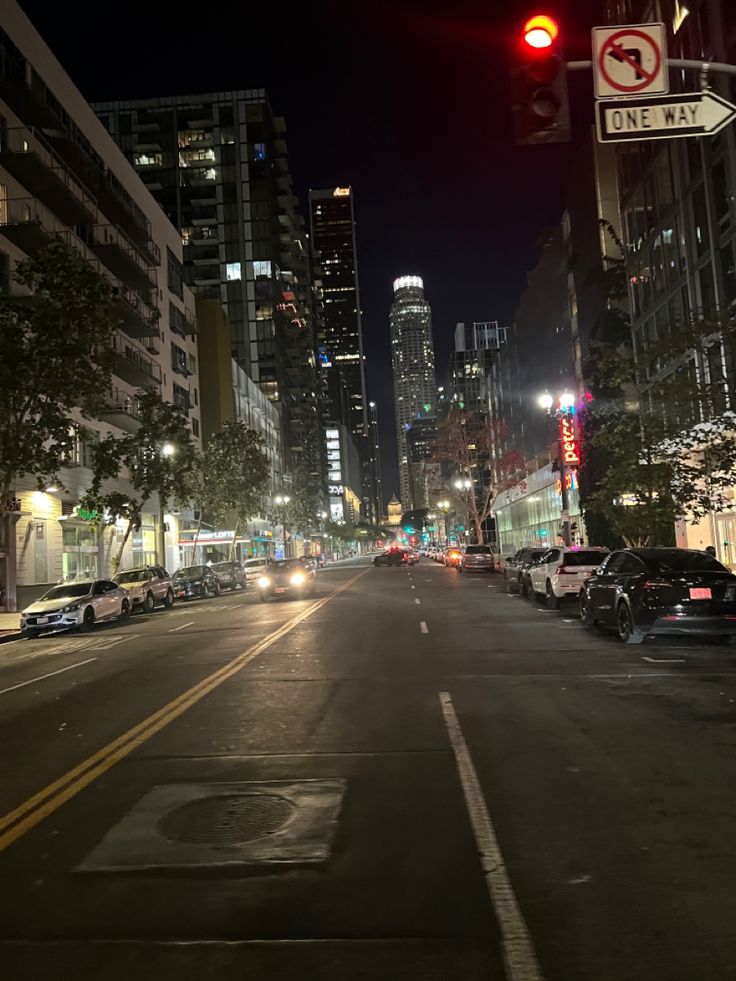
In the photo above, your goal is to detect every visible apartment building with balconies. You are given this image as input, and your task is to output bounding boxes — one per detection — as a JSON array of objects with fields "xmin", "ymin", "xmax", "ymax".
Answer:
[{"xmin": 0, "ymin": 2, "xmax": 200, "ymax": 608}]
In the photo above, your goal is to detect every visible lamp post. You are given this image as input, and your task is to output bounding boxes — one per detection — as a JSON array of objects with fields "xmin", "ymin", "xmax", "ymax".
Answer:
[
  {"xmin": 436, "ymin": 499, "xmax": 451, "ymax": 545},
  {"xmin": 453, "ymin": 477, "xmax": 474, "ymax": 543},
  {"xmin": 158, "ymin": 442, "xmax": 176, "ymax": 567},
  {"xmin": 537, "ymin": 391, "xmax": 576, "ymax": 546},
  {"xmin": 274, "ymin": 494, "xmax": 291, "ymax": 558}
]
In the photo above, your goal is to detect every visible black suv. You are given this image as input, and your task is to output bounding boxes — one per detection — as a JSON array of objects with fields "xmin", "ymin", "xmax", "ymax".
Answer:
[
  {"xmin": 504, "ymin": 547, "xmax": 548, "ymax": 596},
  {"xmin": 211, "ymin": 561, "xmax": 246, "ymax": 591}
]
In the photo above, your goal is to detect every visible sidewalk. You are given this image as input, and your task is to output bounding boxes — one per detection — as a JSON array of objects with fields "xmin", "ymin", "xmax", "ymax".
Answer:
[{"xmin": 0, "ymin": 611, "xmax": 21, "ymax": 644}]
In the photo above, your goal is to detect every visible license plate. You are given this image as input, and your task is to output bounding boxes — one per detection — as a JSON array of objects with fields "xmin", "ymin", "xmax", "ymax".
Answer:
[
  {"xmin": 176, "ymin": 591, "xmax": 186, "ymax": 597},
  {"xmin": 275, "ymin": 587, "xmax": 285, "ymax": 593},
  {"xmin": 690, "ymin": 587, "xmax": 712, "ymax": 600},
  {"xmin": 36, "ymin": 617, "xmax": 49, "ymax": 625}
]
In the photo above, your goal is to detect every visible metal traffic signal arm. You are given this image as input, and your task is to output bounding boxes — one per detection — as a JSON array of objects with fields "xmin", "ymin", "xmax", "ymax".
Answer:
[{"xmin": 566, "ymin": 56, "xmax": 736, "ymax": 77}]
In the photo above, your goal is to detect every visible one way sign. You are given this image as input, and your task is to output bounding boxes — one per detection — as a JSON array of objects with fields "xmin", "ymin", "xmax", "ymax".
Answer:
[{"xmin": 595, "ymin": 91, "xmax": 736, "ymax": 143}]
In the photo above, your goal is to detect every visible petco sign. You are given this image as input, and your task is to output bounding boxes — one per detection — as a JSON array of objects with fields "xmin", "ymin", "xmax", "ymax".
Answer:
[{"xmin": 560, "ymin": 414, "xmax": 580, "ymax": 466}]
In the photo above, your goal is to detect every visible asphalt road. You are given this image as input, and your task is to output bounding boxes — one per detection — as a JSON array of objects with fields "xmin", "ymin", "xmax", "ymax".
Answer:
[{"xmin": 2, "ymin": 556, "xmax": 736, "ymax": 981}]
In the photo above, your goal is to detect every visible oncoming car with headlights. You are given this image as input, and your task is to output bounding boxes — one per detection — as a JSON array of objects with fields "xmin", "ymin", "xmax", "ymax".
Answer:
[{"xmin": 257, "ymin": 558, "xmax": 316, "ymax": 601}]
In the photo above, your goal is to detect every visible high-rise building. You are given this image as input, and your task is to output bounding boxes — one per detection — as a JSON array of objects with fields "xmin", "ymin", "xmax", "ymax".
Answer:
[
  {"xmin": 0, "ymin": 1, "xmax": 201, "ymax": 609},
  {"xmin": 449, "ymin": 321, "xmax": 507, "ymax": 416},
  {"xmin": 93, "ymin": 91, "xmax": 323, "ymax": 480},
  {"xmin": 308, "ymin": 187, "xmax": 367, "ymax": 436},
  {"xmin": 390, "ymin": 276, "xmax": 436, "ymax": 509},
  {"xmin": 367, "ymin": 400, "xmax": 384, "ymax": 524}
]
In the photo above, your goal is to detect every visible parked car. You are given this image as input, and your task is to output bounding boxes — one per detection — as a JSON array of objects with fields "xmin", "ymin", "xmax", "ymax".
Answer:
[
  {"xmin": 243, "ymin": 557, "xmax": 271, "ymax": 584},
  {"xmin": 529, "ymin": 546, "xmax": 610, "ymax": 609},
  {"xmin": 405, "ymin": 548, "xmax": 420, "ymax": 565},
  {"xmin": 504, "ymin": 547, "xmax": 549, "ymax": 595},
  {"xmin": 257, "ymin": 558, "xmax": 316, "ymax": 601},
  {"xmin": 580, "ymin": 547, "xmax": 736, "ymax": 644},
  {"xmin": 21, "ymin": 579, "xmax": 131, "ymax": 638},
  {"xmin": 374, "ymin": 548, "xmax": 406, "ymax": 567},
  {"xmin": 459, "ymin": 544, "xmax": 494, "ymax": 574},
  {"xmin": 172, "ymin": 564, "xmax": 221, "ymax": 600},
  {"xmin": 444, "ymin": 546, "xmax": 463, "ymax": 569},
  {"xmin": 211, "ymin": 560, "xmax": 246, "ymax": 591},
  {"xmin": 114, "ymin": 565, "xmax": 175, "ymax": 613}
]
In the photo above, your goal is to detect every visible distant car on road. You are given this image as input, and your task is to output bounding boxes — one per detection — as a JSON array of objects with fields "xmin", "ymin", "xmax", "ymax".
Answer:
[
  {"xmin": 529, "ymin": 546, "xmax": 610, "ymax": 609},
  {"xmin": 21, "ymin": 579, "xmax": 131, "ymax": 638},
  {"xmin": 172, "ymin": 564, "xmax": 221, "ymax": 600},
  {"xmin": 114, "ymin": 565, "xmax": 175, "ymax": 613},
  {"xmin": 211, "ymin": 560, "xmax": 246, "ymax": 591},
  {"xmin": 459, "ymin": 544, "xmax": 494, "ymax": 574},
  {"xmin": 504, "ymin": 547, "xmax": 548, "ymax": 595},
  {"xmin": 580, "ymin": 547, "xmax": 736, "ymax": 644},
  {"xmin": 257, "ymin": 558, "xmax": 316, "ymax": 601},
  {"xmin": 373, "ymin": 548, "xmax": 406, "ymax": 567}
]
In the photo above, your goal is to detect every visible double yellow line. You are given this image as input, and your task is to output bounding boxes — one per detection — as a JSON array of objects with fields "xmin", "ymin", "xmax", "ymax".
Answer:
[{"xmin": 0, "ymin": 570, "xmax": 367, "ymax": 852}]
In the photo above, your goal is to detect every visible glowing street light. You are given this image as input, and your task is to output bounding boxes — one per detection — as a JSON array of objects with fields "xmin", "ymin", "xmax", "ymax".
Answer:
[
  {"xmin": 161, "ymin": 442, "xmax": 176, "ymax": 457},
  {"xmin": 454, "ymin": 478, "xmax": 472, "ymax": 491},
  {"xmin": 537, "ymin": 392, "xmax": 554, "ymax": 411}
]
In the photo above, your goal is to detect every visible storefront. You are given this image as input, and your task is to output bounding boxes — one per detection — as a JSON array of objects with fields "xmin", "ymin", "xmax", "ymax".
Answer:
[{"xmin": 492, "ymin": 463, "xmax": 582, "ymax": 557}]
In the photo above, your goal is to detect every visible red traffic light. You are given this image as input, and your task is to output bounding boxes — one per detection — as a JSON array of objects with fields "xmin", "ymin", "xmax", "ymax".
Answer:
[{"xmin": 523, "ymin": 14, "xmax": 559, "ymax": 49}]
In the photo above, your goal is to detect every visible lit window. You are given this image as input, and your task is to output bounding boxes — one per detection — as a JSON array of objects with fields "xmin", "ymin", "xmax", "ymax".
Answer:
[
  {"xmin": 226, "ymin": 262, "xmax": 242, "ymax": 281},
  {"xmin": 254, "ymin": 143, "xmax": 266, "ymax": 161},
  {"xmin": 253, "ymin": 260, "xmax": 272, "ymax": 278}
]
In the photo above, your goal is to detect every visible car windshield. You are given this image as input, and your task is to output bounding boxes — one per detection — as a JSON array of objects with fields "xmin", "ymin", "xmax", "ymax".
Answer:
[
  {"xmin": 175, "ymin": 565, "xmax": 205, "ymax": 577},
  {"xmin": 212, "ymin": 562, "xmax": 234, "ymax": 571},
  {"xmin": 271, "ymin": 560, "xmax": 305, "ymax": 571},
  {"xmin": 562, "ymin": 551, "xmax": 608, "ymax": 566},
  {"xmin": 114, "ymin": 570, "xmax": 148, "ymax": 584},
  {"xmin": 642, "ymin": 549, "xmax": 729, "ymax": 573},
  {"xmin": 41, "ymin": 582, "xmax": 94, "ymax": 600},
  {"xmin": 244, "ymin": 559, "xmax": 266, "ymax": 567},
  {"xmin": 465, "ymin": 545, "xmax": 491, "ymax": 554}
]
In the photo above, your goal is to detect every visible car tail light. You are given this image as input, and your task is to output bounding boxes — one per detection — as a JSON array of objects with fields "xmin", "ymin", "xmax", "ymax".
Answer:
[
  {"xmin": 643, "ymin": 578, "xmax": 674, "ymax": 589},
  {"xmin": 557, "ymin": 567, "xmax": 576, "ymax": 574}
]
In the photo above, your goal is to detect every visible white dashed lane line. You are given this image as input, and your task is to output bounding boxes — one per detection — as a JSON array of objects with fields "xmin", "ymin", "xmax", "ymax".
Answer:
[
  {"xmin": 168, "ymin": 621, "xmax": 196, "ymax": 633},
  {"xmin": 415, "ymin": 598, "xmax": 421, "ymax": 605},
  {"xmin": 0, "ymin": 658, "xmax": 98, "ymax": 697},
  {"xmin": 419, "ymin": 621, "xmax": 429, "ymax": 634}
]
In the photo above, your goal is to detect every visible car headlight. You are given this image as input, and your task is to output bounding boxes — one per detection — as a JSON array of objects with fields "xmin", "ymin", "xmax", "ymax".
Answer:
[
  {"xmin": 258, "ymin": 576, "xmax": 271, "ymax": 588},
  {"xmin": 60, "ymin": 603, "xmax": 81, "ymax": 613},
  {"xmin": 290, "ymin": 573, "xmax": 306, "ymax": 586}
]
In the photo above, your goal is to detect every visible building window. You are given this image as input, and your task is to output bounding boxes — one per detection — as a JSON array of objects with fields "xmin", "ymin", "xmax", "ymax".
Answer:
[
  {"xmin": 171, "ymin": 342, "xmax": 189, "ymax": 376},
  {"xmin": 134, "ymin": 152, "xmax": 162, "ymax": 167},
  {"xmin": 226, "ymin": 262, "xmax": 241, "ymax": 281},
  {"xmin": 253, "ymin": 260, "xmax": 272, "ymax": 279},
  {"xmin": 167, "ymin": 248, "xmax": 183, "ymax": 299},
  {"xmin": 253, "ymin": 143, "xmax": 266, "ymax": 161},
  {"xmin": 192, "ymin": 417, "xmax": 200, "ymax": 437}
]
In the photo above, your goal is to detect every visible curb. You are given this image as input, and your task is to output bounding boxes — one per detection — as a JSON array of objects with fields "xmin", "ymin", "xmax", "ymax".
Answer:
[{"xmin": 0, "ymin": 631, "xmax": 22, "ymax": 645}]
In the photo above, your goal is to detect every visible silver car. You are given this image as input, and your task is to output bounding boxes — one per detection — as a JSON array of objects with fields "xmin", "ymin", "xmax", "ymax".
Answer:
[
  {"xmin": 459, "ymin": 544, "xmax": 495, "ymax": 573},
  {"xmin": 20, "ymin": 579, "xmax": 131, "ymax": 638}
]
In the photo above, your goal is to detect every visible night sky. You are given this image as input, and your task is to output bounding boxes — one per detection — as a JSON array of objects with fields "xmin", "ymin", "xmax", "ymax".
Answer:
[{"xmin": 19, "ymin": 0, "xmax": 603, "ymax": 499}]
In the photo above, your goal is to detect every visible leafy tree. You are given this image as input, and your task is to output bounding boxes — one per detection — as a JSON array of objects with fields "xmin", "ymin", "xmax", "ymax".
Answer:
[
  {"xmin": 190, "ymin": 421, "xmax": 270, "ymax": 559},
  {"xmin": 433, "ymin": 410, "xmax": 507, "ymax": 544},
  {"xmin": 283, "ymin": 464, "xmax": 324, "ymax": 538},
  {"xmin": 582, "ymin": 312, "xmax": 736, "ymax": 546},
  {"xmin": 82, "ymin": 390, "xmax": 196, "ymax": 570},
  {"xmin": 0, "ymin": 241, "xmax": 116, "ymax": 508}
]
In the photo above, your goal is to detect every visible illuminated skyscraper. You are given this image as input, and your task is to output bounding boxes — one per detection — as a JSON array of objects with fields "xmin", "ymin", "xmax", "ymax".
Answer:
[{"xmin": 390, "ymin": 276, "xmax": 437, "ymax": 509}]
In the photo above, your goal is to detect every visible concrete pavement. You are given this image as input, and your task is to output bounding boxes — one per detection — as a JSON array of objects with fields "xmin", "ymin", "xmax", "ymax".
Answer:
[{"xmin": 1, "ymin": 558, "xmax": 736, "ymax": 979}]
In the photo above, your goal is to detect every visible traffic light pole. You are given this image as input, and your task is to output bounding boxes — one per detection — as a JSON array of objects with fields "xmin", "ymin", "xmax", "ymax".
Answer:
[{"xmin": 565, "ymin": 58, "xmax": 736, "ymax": 76}]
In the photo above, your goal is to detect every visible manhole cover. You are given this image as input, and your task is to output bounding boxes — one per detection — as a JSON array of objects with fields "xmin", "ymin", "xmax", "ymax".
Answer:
[{"xmin": 157, "ymin": 794, "xmax": 294, "ymax": 846}]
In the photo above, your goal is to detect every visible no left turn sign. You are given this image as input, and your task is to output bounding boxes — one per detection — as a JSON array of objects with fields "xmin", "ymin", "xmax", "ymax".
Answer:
[{"xmin": 592, "ymin": 23, "xmax": 668, "ymax": 99}]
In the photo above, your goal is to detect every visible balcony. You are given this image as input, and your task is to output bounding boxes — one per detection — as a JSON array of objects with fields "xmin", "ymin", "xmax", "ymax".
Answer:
[
  {"xmin": 90, "ymin": 223, "xmax": 157, "ymax": 293},
  {"xmin": 96, "ymin": 171, "xmax": 155, "ymax": 258},
  {"xmin": 110, "ymin": 333, "xmax": 162, "ymax": 388},
  {"xmin": 97, "ymin": 387, "xmax": 142, "ymax": 433},
  {"xmin": 0, "ymin": 127, "xmax": 98, "ymax": 226},
  {"xmin": 170, "ymin": 303, "xmax": 198, "ymax": 337},
  {"xmin": 0, "ymin": 197, "xmax": 61, "ymax": 253},
  {"xmin": 0, "ymin": 60, "xmax": 61, "ymax": 130},
  {"xmin": 143, "ymin": 330, "xmax": 160, "ymax": 355},
  {"xmin": 111, "ymin": 282, "xmax": 159, "ymax": 340}
]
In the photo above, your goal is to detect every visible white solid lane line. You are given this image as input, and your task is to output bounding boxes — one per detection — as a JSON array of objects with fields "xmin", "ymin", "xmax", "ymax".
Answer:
[
  {"xmin": 419, "ymin": 621, "xmax": 429, "ymax": 633},
  {"xmin": 168, "ymin": 621, "xmax": 196, "ymax": 633},
  {"xmin": 0, "ymin": 658, "xmax": 98, "ymax": 697},
  {"xmin": 642, "ymin": 655, "xmax": 685, "ymax": 664},
  {"xmin": 439, "ymin": 691, "xmax": 544, "ymax": 981}
]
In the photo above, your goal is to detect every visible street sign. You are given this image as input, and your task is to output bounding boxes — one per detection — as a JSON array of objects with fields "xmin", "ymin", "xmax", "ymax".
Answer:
[
  {"xmin": 592, "ymin": 23, "xmax": 668, "ymax": 98},
  {"xmin": 595, "ymin": 91, "xmax": 736, "ymax": 142}
]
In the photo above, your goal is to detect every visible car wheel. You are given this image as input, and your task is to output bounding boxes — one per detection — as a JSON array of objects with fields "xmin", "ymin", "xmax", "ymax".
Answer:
[
  {"xmin": 163, "ymin": 588, "xmax": 174, "ymax": 609},
  {"xmin": 213, "ymin": 581, "xmax": 221, "ymax": 596},
  {"xmin": 80, "ymin": 606, "xmax": 96, "ymax": 632},
  {"xmin": 546, "ymin": 581, "xmax": 559, "ymax": 610},
  {"xmin": 120, "ymin": 599, "xmax": 131, "ymax": 619},
  {"xmin": 22, "ymin": 629, "xmax": 40, "ymax": 640},
  {"xmin": 579, "ymin": 591, "xmax": 594, "ymax": 625},
  {"xmin": 617, "ymin": 601, "xmax": 644, "ymax": 644},
  {"xmin": 143, "ymin": 592, "xmax": 155, "ymax": 614},
  {"xmin": 520, "ymin": 577, "xmax": 529, "ymax": 598}
]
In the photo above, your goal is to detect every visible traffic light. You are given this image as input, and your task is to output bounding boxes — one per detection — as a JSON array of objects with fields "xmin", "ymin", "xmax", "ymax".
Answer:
[{"xmin": 510, "ymin": 13, "xmax": 570, "ymax": 145}]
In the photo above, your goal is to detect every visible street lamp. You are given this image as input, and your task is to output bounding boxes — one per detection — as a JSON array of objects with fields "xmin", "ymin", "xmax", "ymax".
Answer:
[
  {"xmin": 274, "ymin": 494, "xmax": 291, "ymax": 557},
  {"xmin": 158, "ymin": 442, "xmax": 177, "ymax": 566},
  {"xmin": 537, "ymin": 390, "xmax": 577, "ymax": 546}
]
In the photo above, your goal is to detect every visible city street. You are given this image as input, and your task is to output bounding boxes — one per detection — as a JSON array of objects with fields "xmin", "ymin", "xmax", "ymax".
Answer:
[{"xmin": 1, "ymin": 557, "xmax": 736, "ymax": 980}]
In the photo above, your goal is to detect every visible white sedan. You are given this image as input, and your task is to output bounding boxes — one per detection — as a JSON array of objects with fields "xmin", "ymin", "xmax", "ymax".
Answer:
[{"xmin": 20, "ymin": 579, "xmax": 131, "ymax": 638}]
